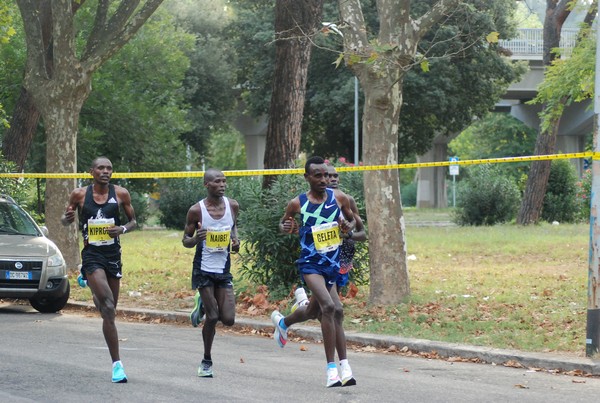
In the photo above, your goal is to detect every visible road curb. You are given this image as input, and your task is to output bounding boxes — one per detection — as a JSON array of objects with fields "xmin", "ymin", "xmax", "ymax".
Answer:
[{"xmin": 66, "ymin": 301, "xmax": 600, "ymax": 376}]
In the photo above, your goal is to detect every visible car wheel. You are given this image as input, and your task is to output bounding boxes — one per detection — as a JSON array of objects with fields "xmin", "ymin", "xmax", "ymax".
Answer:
[{"xmin": 29, "ymin": 282, "xmax": 71, "ymax": 313}]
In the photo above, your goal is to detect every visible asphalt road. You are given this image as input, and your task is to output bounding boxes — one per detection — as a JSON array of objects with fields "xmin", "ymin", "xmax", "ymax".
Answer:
[{"xmin": 1, "ymin": 303, "xmax": 600, "ymax": 403}]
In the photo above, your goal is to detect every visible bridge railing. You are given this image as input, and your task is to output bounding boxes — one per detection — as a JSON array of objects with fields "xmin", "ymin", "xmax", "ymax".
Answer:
[{"xmin": 498, "ymin": 28, "xmax": 579, "ymax": 57}]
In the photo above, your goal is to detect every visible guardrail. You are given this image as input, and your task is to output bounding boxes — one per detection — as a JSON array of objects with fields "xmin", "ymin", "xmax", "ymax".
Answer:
[{"xmin": 498, "ymin": 28, "xmax": 579, "ymax": 56}]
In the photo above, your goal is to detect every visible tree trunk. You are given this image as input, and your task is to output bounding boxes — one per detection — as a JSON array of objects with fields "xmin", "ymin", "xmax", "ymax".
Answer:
[
  {"xmin": 2, "ymin": 0, "xmax": 51, "ymax": 171},
  {"xmin": 43, "ymin": 99, "xmax": 82, "ymax": 270},
  {"xmin": 517, "ymin": 0, "xmax": 571, "ymax": 224},
  {"xmin": 362, "ymin": 68, "xmax": 411, "ymax": 304},
  {"xmin": 26, "ymin": 64, "xmax": 91, "ymax": 270},
  {"xmin": 517, "ymin": 115, "xmax": 561, "ymax": 224},
  {"xmin": 1, "ymin": 88, "xmax": 41, "ymax": 171},
  {"xmin": 262, "ymin": 0, "xmax": 324, "ymax": 188},
  {"xmin": 16, "ymin": 0, "xmax": 165, "ymax": 268},
  {"xmin": 337, "ymin": 0, "xmax": 460, "ymax": 304}
]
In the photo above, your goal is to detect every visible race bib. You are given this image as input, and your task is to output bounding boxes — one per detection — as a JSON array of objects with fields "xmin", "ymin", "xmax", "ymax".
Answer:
[
  {"xmin": 87, "ymin": 218, "xmax": 115, "ymax": 246},
  {"xmin": 312, "ymin": 222, "xmax": 340, "ymax": 254},
  {"xmin": 205, "ymin": 226, "xmax": 231, "ymax": 252}
]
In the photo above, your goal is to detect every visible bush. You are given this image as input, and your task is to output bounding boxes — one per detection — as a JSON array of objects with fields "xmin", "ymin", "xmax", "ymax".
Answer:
[
  {"xmin": 157, "ymin": 178, "xmax": 205, "ymax": 229},
  {"xmin": 0, "ymin": 153, "xmax": 29, "ymax": 204},
  {"xmin": 454, "ymin": 164, "xmax": 520, "ymax": 226},
  {"xmin": 576, "ymin": 168, "xmax": 592, "ymax": 222},
  {"xmin": 237, "ymin": 175, "xmax": 305, "ymax": 299},
  {"xmin": 237, "ymin": 170, "xmax": 370, "ymax": 299},
  {"xmin": 541, "ymin": 159, "xmax": 579, "ymax": 223},
  {"xmin": 401, "ymin": 182, "xmax": 417, "ymax": 207},
  {"xmin": 128, "ymin": 191, "xmax": 149, "ymax": 227}
]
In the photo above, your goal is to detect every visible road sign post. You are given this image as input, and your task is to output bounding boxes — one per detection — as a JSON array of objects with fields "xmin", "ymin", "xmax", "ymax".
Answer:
[{"xmin": 449, "ymin": 157, "xmax": 459, "ymax": 207}]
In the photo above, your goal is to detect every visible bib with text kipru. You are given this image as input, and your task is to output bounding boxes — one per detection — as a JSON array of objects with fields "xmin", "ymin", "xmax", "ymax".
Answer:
[{"xmin": 87, "ymin": 218, "xmax": 115, "ymax": 246}]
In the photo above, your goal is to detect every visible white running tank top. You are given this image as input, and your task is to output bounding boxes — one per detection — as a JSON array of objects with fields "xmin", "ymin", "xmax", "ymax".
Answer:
[{"xmin": 198, "ymin": 197, "xmax": 234, "ymax": 273}]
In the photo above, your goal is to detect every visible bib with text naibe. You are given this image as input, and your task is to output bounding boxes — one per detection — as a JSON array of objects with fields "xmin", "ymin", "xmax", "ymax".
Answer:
[{"xmin": 205, "ymin": 226, "xmax": 231, "ymax": 252}]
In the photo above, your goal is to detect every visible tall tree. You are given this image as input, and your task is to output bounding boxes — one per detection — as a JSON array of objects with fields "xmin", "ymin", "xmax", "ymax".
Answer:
[
  {"xmin": 2, "ymin": 1, "xmax": 87, "ymax": 172},
  {"xmin": 518, "ymin": 0, "xmax": 595, "ymax": 224},
  {"xmin": 337, "ymin": 0, "xmax": 463, "ymax": 304},
  {"xmin": 262, "ymin": 0, "xmax": 324, "ymax": 187},
  {"xmin": 16, "ymin": 0, "xmax": 165, "ymax": 269},
  {"xmin": 0, "ymin": 1, "xmax": 17, "ymax": 129}
]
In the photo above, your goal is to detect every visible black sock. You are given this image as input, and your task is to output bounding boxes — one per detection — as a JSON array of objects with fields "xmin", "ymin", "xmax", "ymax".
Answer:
[{"xmin": 204, "ymin": 355, "xmax": 212, "ymax": 362}]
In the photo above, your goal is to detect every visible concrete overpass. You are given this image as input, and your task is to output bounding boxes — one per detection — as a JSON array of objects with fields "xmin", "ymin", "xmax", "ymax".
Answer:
[{"xmin": 415, "ymin": 28, "xmax": 592, "ymax": 208}]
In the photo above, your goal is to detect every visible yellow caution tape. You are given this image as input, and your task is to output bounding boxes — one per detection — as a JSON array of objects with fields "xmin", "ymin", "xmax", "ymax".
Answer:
[{"xmin": 0, "ymin": 152, "xmax": 595, "ymax": 179}]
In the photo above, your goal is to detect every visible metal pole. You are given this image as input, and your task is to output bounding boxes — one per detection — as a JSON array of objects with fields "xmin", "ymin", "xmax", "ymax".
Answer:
[
  {"xmin": 586, "ymin": 25, "xmax": 600, "ymax": 357},
  {"xmin": 452, "ymin": 175, "xmax": 456, "ymax": 208},
  {"xmin": 354, "ymin": 76, "xmax": 359, "ymax": 165}
]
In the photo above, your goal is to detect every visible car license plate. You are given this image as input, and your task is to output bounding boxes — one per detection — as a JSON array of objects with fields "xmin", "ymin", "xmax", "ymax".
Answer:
[{"xmin": 6, "ymin": 271, "xmax": 32, "ymax": 280}]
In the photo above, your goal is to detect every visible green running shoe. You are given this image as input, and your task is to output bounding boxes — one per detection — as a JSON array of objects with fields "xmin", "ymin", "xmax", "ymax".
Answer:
[
  {"xmin": 190, "ymin": 291, "xmax": 205, "ymax": 327},
  {"xmin": 197, "ymin": 359, "xmax": 213, "ymax": 378}
]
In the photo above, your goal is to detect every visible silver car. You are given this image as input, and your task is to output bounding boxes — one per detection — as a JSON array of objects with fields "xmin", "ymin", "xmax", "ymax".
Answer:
[{"xmin": 0, "ymin": 195, "xmax": 70, "ymax": 313}]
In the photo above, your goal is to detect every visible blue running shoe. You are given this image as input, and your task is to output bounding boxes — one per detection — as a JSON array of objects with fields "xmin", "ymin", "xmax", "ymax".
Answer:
[
  {"xmin": 112, "ymin": 361, "xmax": 127, "ymax": 383},
  {"xmin": 190, "ymin": 291, "xmax": 205, "ymax": 327},
  {"xmin": 77, "ymin": 273, "xmax": 87, "ymax": 288}
]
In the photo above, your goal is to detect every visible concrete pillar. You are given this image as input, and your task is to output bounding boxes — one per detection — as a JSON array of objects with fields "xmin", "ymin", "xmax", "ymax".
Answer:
[
  {"xmin": 232, "ymin": 106, "xmax": 268, "ymax": 170},
  {"xmin": 416, "ymin": 141, "xmax": 449, "ymax": 208}
]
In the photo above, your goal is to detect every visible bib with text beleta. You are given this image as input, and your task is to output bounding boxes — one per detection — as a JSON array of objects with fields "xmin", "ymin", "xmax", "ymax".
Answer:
[{"xmin": 311, "ymin": 222, "xmax": 340, "ymax": 253}]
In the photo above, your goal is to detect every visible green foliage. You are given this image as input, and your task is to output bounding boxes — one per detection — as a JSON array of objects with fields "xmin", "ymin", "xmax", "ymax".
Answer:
[
  {"xmin": 0, "ymin": 152, "xmax": 27, "ymax": 202},
  {"xmin": 454, "ymin": 165, "xmax": 520, "ymax": 226},
  {"xmin": 0, "ymin": 3, "xmax": 15, "ymax": 44},
  {"xmin": 157, "ymin": 178, "xmax": 205, "ymax": 230},
  {"xmin": 0, "ymin": 1, "xmax": 21, "ymax": 129},
  {"xmin": 205, "ymin": 128, "xmax": 247, "ymax": 170},
  {"xmin": 394, "ymin": 0, "xmax": 525, "ymax": 159},
  {"xmin": 449, "ymin": 113, "xmax": 537, "ymax": 181},
  {"xmin": 169, "ymin": 0, "xmax": 239, "ymax": 158},
  {"xmin": 541, "ymin": 159, "xmax": 579, "ymax": 223},
  {"xmin": 225, "ymin": 0, "xmax": 274, "ymax": 118},
  {"xmin": 230, "ymin": 1, "xmax": 523, "ymax": 161},
  {"xmin": 401, "ymin": 182, "xmax": 417, "ymax": 207},
  {"xmin": 513, "ymin": 1, "xmax": 543, "ymax": 28},
  {"xmin": 128, "ymin": 191, "xmax": 150, "ymax": 228},
  {"xmin": 72, "ymin": 7, "xmax": 195, "ymax": 194},
  {"xmin": 237, "ymin": 175, "xmax": 305, "ymax": 299},
  {"xmin": 576, "ymin": 168, "xmax": 592, "ymax": 222},
  {"xmin": 232, "ymin": 165, "xmax": 370, "ymax": 295},
  {"xmin": 0, "ymin": 152, "xmax": 40, "ymax": 221},
  {"xmin": 529, "ymin": 27, "xmax": 595, "ymax": 131}
]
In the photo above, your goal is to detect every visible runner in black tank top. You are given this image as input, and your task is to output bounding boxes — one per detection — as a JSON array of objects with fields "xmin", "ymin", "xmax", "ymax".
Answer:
[
  {"xmin": 80, "ymin": 184, "xmax": 122, "ymax": 251},
  {"xmin": 62, "ymin": 157, "xmax": 136, "ymax": 383}
]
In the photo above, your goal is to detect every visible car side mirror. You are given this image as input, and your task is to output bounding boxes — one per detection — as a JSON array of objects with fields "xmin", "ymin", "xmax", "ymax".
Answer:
[{"xmin": 41, "ymin": 226, "xmax": 49, "ymax": 237}]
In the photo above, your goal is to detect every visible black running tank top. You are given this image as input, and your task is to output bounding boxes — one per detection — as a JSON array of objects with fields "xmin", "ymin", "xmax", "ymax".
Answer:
[{"xmin": 79, "ymin": 184, "xmax": 121, "ymax": 249}]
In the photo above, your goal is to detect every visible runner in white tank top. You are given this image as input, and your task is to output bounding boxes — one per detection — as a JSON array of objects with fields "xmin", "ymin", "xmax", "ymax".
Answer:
[{"xmin": 182, "ymin": 168, "xmax": 240, "ymax": 378}]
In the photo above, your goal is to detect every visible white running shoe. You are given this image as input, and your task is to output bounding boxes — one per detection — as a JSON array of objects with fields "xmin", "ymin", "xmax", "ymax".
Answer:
[
  {"xmin": 326, "ymin": 367, "xmax": 342, "ymax": 388},
  {"xmin": 271, "ymin": 310, "xmax": 287, "ymax": 348},
  {"xmin": 341, "ymin": 363, "xmax": 356, "ymax": 386},
  {"xmin": 291, "ymin": 298, "xmax": 309, "ymax": 313}
]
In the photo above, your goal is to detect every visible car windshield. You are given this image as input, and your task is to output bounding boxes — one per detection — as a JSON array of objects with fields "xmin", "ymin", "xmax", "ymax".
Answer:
[{"xmin": 0, "ymin": 201, "xmax": 41, "ymax": 236}]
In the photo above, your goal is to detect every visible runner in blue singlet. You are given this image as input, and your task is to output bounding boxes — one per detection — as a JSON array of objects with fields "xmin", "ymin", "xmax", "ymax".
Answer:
[{"xmin": 270, "ymin": 156, "xmax": 356, "ymax": 388}]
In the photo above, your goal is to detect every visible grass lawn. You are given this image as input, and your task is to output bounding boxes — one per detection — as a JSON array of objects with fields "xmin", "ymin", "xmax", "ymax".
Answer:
[{"xmin": 69, "ymin": 219, "xmax": 590, "ymax": 356}]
